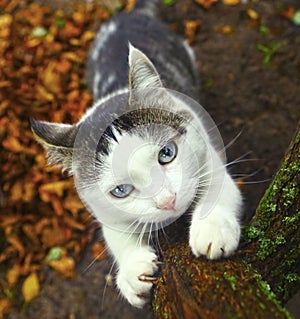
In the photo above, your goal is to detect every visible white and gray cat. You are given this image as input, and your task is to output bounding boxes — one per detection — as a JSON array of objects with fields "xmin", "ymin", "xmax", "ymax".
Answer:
[{"xmin": 32, "ymin": 0, "xmax": 242, "ymax": 308}]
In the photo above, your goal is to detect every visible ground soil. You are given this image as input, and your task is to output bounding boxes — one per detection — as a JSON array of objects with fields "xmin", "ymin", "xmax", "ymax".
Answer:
[{"xmin": 7, "ymin": 0, "xmax": 300, "ymax": 318}]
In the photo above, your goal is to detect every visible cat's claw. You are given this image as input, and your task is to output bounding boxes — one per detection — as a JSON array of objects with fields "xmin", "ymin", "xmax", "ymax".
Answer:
[
  {"xmin": 138, "ymin": 274, "xmax": 157, "ymax": 282},
  {"xmin": 116, "ymin": 248, "xmax": 159, "ymax": 308}
]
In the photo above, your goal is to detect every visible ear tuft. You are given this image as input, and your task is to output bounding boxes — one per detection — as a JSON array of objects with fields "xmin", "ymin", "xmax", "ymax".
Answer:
[{"xmin": 31, "ymin": 119, "xmax": 78, "ymax": 174}]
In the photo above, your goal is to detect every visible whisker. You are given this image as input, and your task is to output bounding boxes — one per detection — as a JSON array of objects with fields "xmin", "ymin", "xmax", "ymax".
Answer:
[
  {"xmin": 237, "ymin": 178, "xmax": 271, "ymax": 185},
  {"xmin": 222, "ymin": 130, "xmax": 243, "ymax": 151},
  {"xmin": 80, "ymin": 240, "xmax": 108, "ymax": 275},
  {"xmin": 101, "ymin": 259, "xmax": 117, "ymax": 311}
]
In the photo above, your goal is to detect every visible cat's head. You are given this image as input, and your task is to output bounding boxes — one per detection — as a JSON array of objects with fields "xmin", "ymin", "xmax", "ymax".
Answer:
[{"xmin": 31, "ymin": 45, "xmax": 211, "ymax": 232}]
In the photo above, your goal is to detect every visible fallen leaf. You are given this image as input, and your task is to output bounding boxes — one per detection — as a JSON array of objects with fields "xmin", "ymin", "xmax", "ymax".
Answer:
[
  {"xmin": 46, "ymin": 246, "xmax": 63, "ymax": 261},
  {"xmin": 247, "ymin": 8, "xmax": 260, "ymax": 20},
  {"xmin": 2, "ymin": 136, "xmax": 24, "ymax": 153},
  {"xmin": 39, "ymin": 180, "xmax": 73, "ymax": 197},
  {"xmin": 47, "ymin": 256, "xmax": 75, "ymax": 278},
  {"xmin": 0, "ymin": 298, "xmax": 10, "ymax": 319},
  {"xmin": 91, "ymin": 241, "xmax": 107, "ymax": 261},
  {"xmin": 7, "ymin": 235, "xmax": 25, "ymax": 259},
  {"xmin": 222, "ymin": 0, "xmax": 239, "ymax": 6},
  {"xmin": 194, "ymin": 0, "xmax": 218, "ymax": 9},
  {"xmin": 21, "ymin": 272, "xmax": 40, "ymax": 303},
  {"xmin": 184, "ymin": 20, "xmax": 201, "ymax": 44},
  {"xmin": 292, "ymin": 10, "xmax": 300, "ymax": 26},
  {"xmin": 42, "ymin": 62, "xmax": 62, "ymax": 94},
  {"xmin": 220, "ymin": 25, "xmax": 233, "ymax": 34},
  {"xmin": 41, "ymin": 226, "xmax": 66, "ymax": 248},
  {"xmin": 7, "ymin": 264, "xmax": 21, "ymax": 287},
  {"xmin": 63, "ymin": 215, "xmax": 86, "ymax": 231},
  {"xmin": 280, "ymin": 6, "xmax": 296, "ymax": 20}
]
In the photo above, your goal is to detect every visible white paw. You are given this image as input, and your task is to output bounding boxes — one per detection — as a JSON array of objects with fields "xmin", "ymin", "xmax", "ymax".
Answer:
[
  {"xmin": 116, "ymin": 247, "xmax": 158, "ymax": 308},
  {"xmin": 189, "ymin": 211, "xmax": 240, "ymax": 260}
]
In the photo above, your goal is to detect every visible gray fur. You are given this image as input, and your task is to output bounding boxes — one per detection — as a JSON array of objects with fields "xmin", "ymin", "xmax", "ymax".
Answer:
[{"xmin": 86, "ymin": 4, "xmax": 199, "ymax": 101}]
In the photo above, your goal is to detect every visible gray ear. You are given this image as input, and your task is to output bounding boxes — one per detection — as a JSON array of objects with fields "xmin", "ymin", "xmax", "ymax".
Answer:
[
  {"xmin": 31, "ymin": 119, "xmax": 78, "ymax": 174},
  {"xmin": 128, "ymin": 43, "xmax": 163, "ymax": 101}
]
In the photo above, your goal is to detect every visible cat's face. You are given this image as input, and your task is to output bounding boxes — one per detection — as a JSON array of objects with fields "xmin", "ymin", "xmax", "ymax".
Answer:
[{"xmin": 92, "ymin": 123, "xmax": 201, "ymax": 229}]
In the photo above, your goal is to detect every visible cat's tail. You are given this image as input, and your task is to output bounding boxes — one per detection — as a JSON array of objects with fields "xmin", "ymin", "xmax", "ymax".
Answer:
[{"xmin": 133, "ymin": 0, "xmax": 160, "ymax": 16}]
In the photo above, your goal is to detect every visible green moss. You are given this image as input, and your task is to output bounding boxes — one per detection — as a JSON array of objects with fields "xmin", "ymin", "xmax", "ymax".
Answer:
[
  {"xmin": 243, "ymin": 225, "xmax": 264, "ymax": 240},
  {"xmin": 286, "ymin": 273, "xmax": 300, "ymax": 283},
  {"xmin": 283, "ymin": 214, "xmax": 299, "ymax": 224},
  {"xmin": 223, "ymin": 272, "xmax": 237, "ymax": 291},
  {"xmin": 282, "ymin": 183, "xmax": 298, "ymax": 207},
  {"xmin": 246, "ymin": 269, "xmax": 294, "ymax": 319},
  {"xmin": 257, "ymin": 234, "xmax": 286, "ymax": 261}
]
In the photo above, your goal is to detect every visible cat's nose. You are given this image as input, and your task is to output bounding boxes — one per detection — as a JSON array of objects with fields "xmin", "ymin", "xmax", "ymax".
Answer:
[{"xmin": 157, "ymin": 193, "xmax": 176, "ymax": 211}]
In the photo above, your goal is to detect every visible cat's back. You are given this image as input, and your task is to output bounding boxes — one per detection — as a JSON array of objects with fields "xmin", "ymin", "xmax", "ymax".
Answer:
[{"xmin": 87, "ymin": 0, "xmax": 199, "ymax": 101}]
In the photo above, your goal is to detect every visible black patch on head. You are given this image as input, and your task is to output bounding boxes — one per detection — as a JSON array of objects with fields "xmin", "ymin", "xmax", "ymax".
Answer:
[{"xmin": 96, "ymin": 108, "xmax": 187, "ymax": 156}]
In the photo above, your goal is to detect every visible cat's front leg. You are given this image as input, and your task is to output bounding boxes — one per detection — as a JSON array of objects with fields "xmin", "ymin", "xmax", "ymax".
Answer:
[
  {"xmin": 189, "ymin": 171, "xmax": 242, "ymax": 260},
  {"xmin": 102, "ymin": 226, "xmax": 158, "ymax": 308}
]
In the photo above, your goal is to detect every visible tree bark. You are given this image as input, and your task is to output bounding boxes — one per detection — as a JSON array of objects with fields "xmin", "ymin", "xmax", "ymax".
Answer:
[{"xmin": 152, "ymin": 127, "xmax": 300, "ymax": 319}]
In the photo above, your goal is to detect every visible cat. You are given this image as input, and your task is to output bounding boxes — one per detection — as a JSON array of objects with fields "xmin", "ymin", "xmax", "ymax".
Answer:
[{"xmin": 31, "ymin": 0, "xmax": 242, "ymax": 309}]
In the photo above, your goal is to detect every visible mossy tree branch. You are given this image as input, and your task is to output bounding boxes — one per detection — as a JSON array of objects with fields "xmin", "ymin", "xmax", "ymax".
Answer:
[{"xmin": 152, "ymin": 127, "xmax": 300, "ymax": 319}]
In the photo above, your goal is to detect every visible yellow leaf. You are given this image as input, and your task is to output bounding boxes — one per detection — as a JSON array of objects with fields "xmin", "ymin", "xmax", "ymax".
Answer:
[
  {"xmin": 22, "ymin": 272, "xmax": 40, "ymax": 303},
  {"xmin": 247, "ymin": 8, "xmax": 260, "ymax": 20},
  {"xmin": 42, "ymin": 62, "xmax": 61, "ymax": 94},
  {"xmin": 222, "ymin": 0, "xmax": 239, "ymax": 5},
  {"xmin": 7, "ymin": 264, "xmax": 21, "ymax": 287},
  {"xmin": 39, "ymin": 180, "xmax": 73, "ymax": 197}
]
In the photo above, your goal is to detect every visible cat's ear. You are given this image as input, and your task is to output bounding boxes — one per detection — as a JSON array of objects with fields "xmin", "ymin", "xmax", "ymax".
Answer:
[
  {"xmin": 128, "ymin": 43, "xmax": 163, "ymax": 98},
  {"xmin": 31, "ymin": 119, "xmax": 78, "ymax": 175}
]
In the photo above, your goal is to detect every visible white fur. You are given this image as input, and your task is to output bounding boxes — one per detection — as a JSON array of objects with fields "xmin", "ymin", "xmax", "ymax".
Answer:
[
  {"xmin": 79, "ymin": 46, "xmax": 242, "ymax": 307},
  {"xmin": 102, "ymin": 226, "xmax": 158, "ymax": 308}
]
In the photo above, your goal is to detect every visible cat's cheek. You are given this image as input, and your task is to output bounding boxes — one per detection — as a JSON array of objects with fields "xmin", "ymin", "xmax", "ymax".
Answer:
[{"xmin": 189, "ymin": 210, "xmax": 241, "ymax": 259}]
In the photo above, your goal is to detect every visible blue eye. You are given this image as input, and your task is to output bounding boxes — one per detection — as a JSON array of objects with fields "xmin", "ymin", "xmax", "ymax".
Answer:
[
  {"xmin": 110, "ymin": 184, "xmax": 134, "ymax": 198},
  {"xmin": 158, "ymin": 141, "xmax": 177, "ymax": 165}
]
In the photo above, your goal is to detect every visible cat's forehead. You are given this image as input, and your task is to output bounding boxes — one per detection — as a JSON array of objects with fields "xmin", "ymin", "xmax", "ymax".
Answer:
[
  {"xmin": 99, "ymin": 131, "xmax": 158, "ymax": 187},
  {"xmin": 106, "ymin": 128, "xmax": 163, "ymax": 168}
]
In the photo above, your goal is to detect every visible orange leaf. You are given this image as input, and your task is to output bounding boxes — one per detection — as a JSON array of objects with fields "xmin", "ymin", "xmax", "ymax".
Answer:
[
  {"xmin": 47, "ymin": 256, "xmax": 75, "ymax": 278},
  {"xmin": 63, "ymin": 215, "xmax": 85, "ymax": 231},
  {"xmin": 184, "ymin": 20, "xmax": 201, "ymax": 44},
  {"xmin": 7, "ymin": 235, "xmax": 25, "ymax": 259},
  {"xmin": 280, "ymin": 6, "xmax": 296, "ymax": 20},
  {"xmin": 0, "ymin": 298, "xmax": 10, "ymax": 319},
  {"xmin": 2, "ymin": 136, "xmax": 24, "ymax": 153},
  {"xmin": 51, "ymin": 195, "xmax": 64, "ymax": 216},
  {"xmin": 63, "ymin": 194, "xmax": 84, "ymax": 215},
  {"xmin": 91, "ymin": 241, "xmax": 107, "ymax": 261},
  {"xmin": 222, "ymin": 0, "xmax": 239, "ymax": 6},
  {"xmin": 194, "ymin": 0, "xmax": 218, "ymax": 9},
  {"xmin": 22, "ymin": 272, "xmax": 40, "ymax": 303},
  {"xmin": 41, "ymin": 226, "xmax": 65, "ymax": 248},
  {"xmin": 39, "ymin": 180, "xmax": 73, "ymax": 198}
]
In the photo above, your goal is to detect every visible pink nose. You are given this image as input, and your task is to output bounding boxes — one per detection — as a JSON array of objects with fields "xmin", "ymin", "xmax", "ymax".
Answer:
[{"xmin": 157, "ymin": 194, "xmax": 176, "ymax": 211}]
